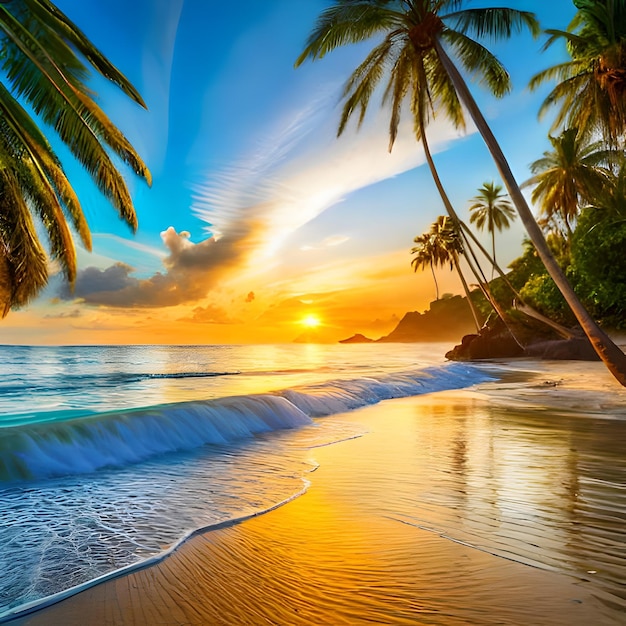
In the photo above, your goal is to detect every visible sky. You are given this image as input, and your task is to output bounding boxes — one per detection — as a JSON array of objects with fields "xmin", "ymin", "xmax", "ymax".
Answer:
[{"xmin": 1, "ymin": 0, "xmax": 577, "ymax": 345}]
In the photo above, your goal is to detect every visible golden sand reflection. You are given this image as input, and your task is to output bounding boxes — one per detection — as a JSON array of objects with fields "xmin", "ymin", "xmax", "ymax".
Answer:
[{"xmin": 12, "ymin": 389, "xmax": 625, "ymax": 625}]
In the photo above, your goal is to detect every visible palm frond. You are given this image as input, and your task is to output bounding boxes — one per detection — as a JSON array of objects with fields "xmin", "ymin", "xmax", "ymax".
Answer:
[
  {"xmin": 295, "ymin": 3, "xmax": 404, "ymax": 66},
  {"xmin": 0, "ymin": 112, "xmax": 80, "ymax": 283},
  {"xmin": 442, "ymin": 7, "xmax": 540, "ymax": 40},
  {"xmin": 541, "ymin": 28, "xmax": 588, "ymax": 52},
  {"xmin": 24, "ymin": 0, "xmax": 148, "ymax": 108},
  {"xmin": 0, "ymin": 7, "xmax": 151, "ymax": 184},
  {"xmin": 536, "ymin": 72, "xmax": 593, "ymax": 128},
  {"xmin": 0, "ymin": 8, "xmax": 149, "ymax": 228},
  {"xmin": 338, "ymin": 34, "xmax": 398, "ymax": 135},
  {"xmin": 441, "ymin": 29, "xmax": 510, "ymax": 97},
  {"xmin": 0, "ymin": 82, "xmax": 91, "ymax": 249},
  {"xmin": 423, "ymin": 48, "xmax": 465, "ymax": 128},
  {"xmin": 409, "ymin": 55, "xmax": 428, "ymax": 141},
  {"xmin": 384, "ymin": 43, "xmax": 412, "ymax": 149},
  {"xmin": 0, "ymin": 169, "xmax": 49, "ymax": 310},
  {"xmin": 528, "ymin": 59, "xmax": 588, "ymax": 91}
]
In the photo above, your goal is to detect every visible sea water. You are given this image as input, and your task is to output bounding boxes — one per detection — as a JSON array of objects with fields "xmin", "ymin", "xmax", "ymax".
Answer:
[{"xmin": 0, "ymin": 342, "xmax": 494, "ymax": 619}]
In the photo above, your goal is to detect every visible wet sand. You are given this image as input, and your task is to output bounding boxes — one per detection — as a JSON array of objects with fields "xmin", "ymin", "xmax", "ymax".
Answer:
[{"xmin": 7, "ymin": 380, "xmax": 626, "ymax": 625}]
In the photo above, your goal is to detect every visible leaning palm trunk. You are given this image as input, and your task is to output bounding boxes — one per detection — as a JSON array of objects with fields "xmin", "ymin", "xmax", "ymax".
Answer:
[
  {"xmin": 417, "ymin": 116, "xmax": 482, "ymax": 331},
  {"xmin": 417, "ymin": 113, "xmax": 531, "ymax": 344},
  {"xmin": 435, "ymin": 41, "xmax": 626, "ymax": 386},
  {"xmin": 457, "ymin": 222, "xmax": 574, "ymax": 339},
  {"xmin": 449, "ymin": 250, "xmax": 482, "ymax": 330}
]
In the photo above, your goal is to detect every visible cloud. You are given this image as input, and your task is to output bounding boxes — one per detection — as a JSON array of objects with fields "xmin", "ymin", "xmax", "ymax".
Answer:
[
  {"xmin": 60, "ymin": 90, "xmax": 470, "ymax": 311},
  {"xmin": 323, "ymin": 235, "xmax": 350, "ymax": 247},
  {"xmin": 44, "ymin": 308, "xmax": 83, "ymax": 319},
  {"xmin": 300, "ymin": 234, "xmax": 350, "ymax": 251},
  {"xmin": 178, "ymin": 304, "xmax": 239, "ymax": 325},
  {"xmin": 59, "ymin": 226, "xmax": 258, "ymax": 307},
  {"xmin": 245, "ymin": 291, "xmax": 255, "ymax": 303},
  {"xmin": 92, "ymin": 234, "xmax": 168, "ymax": 259},
  {"xmin": 191, "ymin": 90, "xmax": 469, "ymax": 265}
]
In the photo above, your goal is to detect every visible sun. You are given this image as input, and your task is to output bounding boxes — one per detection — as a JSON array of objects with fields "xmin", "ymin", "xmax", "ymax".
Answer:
[{"xmin": 301, "ymin": 314, "xmax": 321, "ymax": 328}]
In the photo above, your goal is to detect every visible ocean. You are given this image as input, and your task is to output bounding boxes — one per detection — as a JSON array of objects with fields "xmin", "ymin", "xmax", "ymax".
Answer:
[
  {"xmin": 0, "ymin": 342, "xmax": 495, "ymax": 619},
  {"xmin": 2, "ymin": 343, "xmax": 626, "ymax": 623}
]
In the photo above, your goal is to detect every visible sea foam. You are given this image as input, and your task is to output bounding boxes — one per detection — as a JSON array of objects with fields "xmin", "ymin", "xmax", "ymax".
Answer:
[{"xmin": 0, "ymin": 363, "xmax": 491, "ymax": 485}]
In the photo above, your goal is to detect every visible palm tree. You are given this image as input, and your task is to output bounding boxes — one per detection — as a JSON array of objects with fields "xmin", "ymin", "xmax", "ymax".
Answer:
[
  {"xmin": 297, "ymin": 0, "xmax": 626, "ymax": 385},
  {"xmin": 522, "ymin": 127, "xmax": 615, "ymax": 244},
  {"xmin": 530, "ymin": 0, "xmax": 626, "ymax": 146},
  {"xmin": 468, "ymin": 181, "xmax": 515, "ymax": 275},
  {"xmin": 410, "ymin": 231, "xmax": 443, "ymax": 300},
  {"xmin": 0, "ymin": 1, "xmax": 151, "ymax": 314},
  {"xmin": 584, "ymin": 157, "xmax": 626, "ymax": 222},
  {"xmin": 411, "ymin": 215, "xmax": 482, "ymax": 331}
]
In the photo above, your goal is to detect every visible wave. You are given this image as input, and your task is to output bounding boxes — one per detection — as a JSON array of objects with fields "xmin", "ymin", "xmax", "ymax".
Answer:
[
  {"xmin": 0, "ymin": 478, "xmax": 314, "ymax": 624},
  {"xmin": 0, "ymin": 363, "xmax": 494, "ymax": 486},
  {"xmin": 0, "ymin": 370, "xmax": 240, "ymax": 396}
]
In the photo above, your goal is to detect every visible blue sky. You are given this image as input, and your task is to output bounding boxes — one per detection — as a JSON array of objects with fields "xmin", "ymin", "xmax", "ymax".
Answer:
[{"xmin": 2, "ymin": 0, "xmax": 578, "ymax": 344}]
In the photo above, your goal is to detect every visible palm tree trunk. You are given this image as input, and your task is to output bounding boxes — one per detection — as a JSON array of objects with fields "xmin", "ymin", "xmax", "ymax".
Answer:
[
  {"xmin": 430, "ymin": 263, "xmax": 440, "ymax": 300},
  {"xmin": 435, "ymin": 40, "xmax": 626, "ymax": 386},
  {"xmin": 417, "ymin": 115, "xmax": 483, "ymax": 332},
  {"xmin": 450, "ymin": 252, "xmax": 483, "ymax": 331},
  {"xmin": 457, "ymin": 220, "xmax": 522, "ymax": 302},
  {"xmin": 416, "ymin": 109, "xmax": 531, "ymax": 346},
  {"xmin": 491, "ymin": 228, "xmax": 496, "ymax": 280}
]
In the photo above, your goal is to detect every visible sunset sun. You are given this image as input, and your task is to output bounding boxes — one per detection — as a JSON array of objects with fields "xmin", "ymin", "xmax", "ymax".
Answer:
[{"xmin": 301, "ymin": 314, "xmax": 321, "ymax": 328}]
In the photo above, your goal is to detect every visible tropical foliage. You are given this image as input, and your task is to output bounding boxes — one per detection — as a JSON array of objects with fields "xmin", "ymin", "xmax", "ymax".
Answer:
[
  {"xmin": 411, "ymin": 215, "xmax": 482, "ymax": 330},
  {"xmin": 530, "ymin": 0, "xmax": 626, "ymax": 145},
  {"xmin": 410, "ymin": 231, "xmax": 445, "ymax": 301},
  {"xmin": 522, "ymin": 127, "xmax": 616, "ymax": 242},
  {"xmin": 298, "ymin": 0, "xmax": 626, "ymax": 386},
  {"xmin": 571, "ymin": 207, "xmax": 626, "ymax": 327},
  {"xmin": 0, "ymin": 0, "xmax": 150, "ymax": 314},
  {"xmin": 296, "ymin": 0, "xmax": 537, "ymax": 151},
  {"xmin": 468, "ymin": 181, "xmax": 515, "ymax": 271}
]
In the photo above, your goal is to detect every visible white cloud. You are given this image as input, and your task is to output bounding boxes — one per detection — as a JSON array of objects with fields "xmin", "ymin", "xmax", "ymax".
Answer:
[
  {"xmin": 323, "ymin": 235, "xmax": 350, "ymax": 247},
  {"xmin": 191, "ymin": 91, "xmax": 472, "ymax": 267},
  {"xmin": 93, "ymin": 233, "xmax": 168, "ymax": 259}
]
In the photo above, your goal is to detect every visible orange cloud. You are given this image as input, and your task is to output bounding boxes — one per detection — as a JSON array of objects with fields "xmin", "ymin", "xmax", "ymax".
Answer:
[
  {"xmin": 58, "ymin": 226, "xmax": 260, "ymax": 308},
  {"xmin": 178, "ymin": 305, "xmax": 239, "ymax": 325}
]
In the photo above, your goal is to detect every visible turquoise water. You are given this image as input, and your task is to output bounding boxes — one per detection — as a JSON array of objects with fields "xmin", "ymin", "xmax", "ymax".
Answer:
[
  {"xmin": 0, "ymin": 343, "xmax": 493, "ymax": 619},
  {"xmin": 0, "ymin": 343, "xmax": 450, "ymax": 425}
]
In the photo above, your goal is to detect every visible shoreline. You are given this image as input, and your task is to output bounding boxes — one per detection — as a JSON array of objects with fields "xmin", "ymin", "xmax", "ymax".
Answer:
[
  {"xmin": 0, "ymin": 479, "xmax": 312, "ymax": 624},
  {"xmin": 7, "ymin": 378, "xmax": 625, "ymax": 625}
]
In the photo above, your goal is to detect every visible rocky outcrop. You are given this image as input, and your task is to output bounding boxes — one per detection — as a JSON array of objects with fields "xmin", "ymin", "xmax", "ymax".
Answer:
[
  {"xmin": 445, "ymin": 315, "xmax": 601, "ymax": 361},
  {"xmin": 339, "ymin": 333, "xmax": 374, "ymax": 344},
  {"xmin": 523, "ymin": 337, "xmax": 600, "ymax": 361},
  {"xmin": 376, "ymin": 295, "xmax": 479, "ymax": 343},
  {"xmin": 338, "ymin": 295, "xmax": 479, "ymax": 344}
]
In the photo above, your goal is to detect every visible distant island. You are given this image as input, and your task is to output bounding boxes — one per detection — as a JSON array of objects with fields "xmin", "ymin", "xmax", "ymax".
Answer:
[
  {"xmin": 337, "ymin": 292, "xmax": 615, "ymax": 363},
  {"xmin": 339, "ymin": 294, "xmax": 477, "ymax": 344}
]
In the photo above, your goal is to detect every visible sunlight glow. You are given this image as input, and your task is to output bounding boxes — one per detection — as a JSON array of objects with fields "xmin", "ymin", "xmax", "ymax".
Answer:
[{"xmin": 301, "ymin": 314, "xmax": 321, "ymax": 328}]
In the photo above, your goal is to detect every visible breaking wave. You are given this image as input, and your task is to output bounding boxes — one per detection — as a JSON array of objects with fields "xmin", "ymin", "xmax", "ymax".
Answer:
[{"xmin": 0, "ymin": 363, "xmax": 492, "ymax": 485}]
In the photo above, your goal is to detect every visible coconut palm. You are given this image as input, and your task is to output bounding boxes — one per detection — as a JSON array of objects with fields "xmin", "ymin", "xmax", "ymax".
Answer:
[
  {"xmin": 297, "ymin": 0, "xmax": 626, "ymax": 385},
  {"xmin": 0, "ymin": 1, "xmax": 151, "ymax": 314},
  {"xmin": 410, "ymin": 231, "xmax": 444, "ymax": 300},
  {"xmin": 412, "ymin": 215, "xmax": 482, "ymax": 331},
  {"xmin": 530, "ymin": 0, "xmax": 626, "ymax": 146},
  {"xmin": 584, "ymin": 157, "xmax": 626, "ymax": 221},
  {"xmin": 522, "ymin": 127, "xmax": 616, "ymax": 245},
  {"xmin": 468, "ymin": 181, "xmax": 515, "ymax": 274}
]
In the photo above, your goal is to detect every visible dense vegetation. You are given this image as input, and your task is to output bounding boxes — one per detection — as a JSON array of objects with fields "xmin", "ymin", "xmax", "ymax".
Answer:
[
  {"xmin": 509, "ymin": 209, "xmax": 626, "ymax": 330},
  {"xmin": 296, "ymin": 0, "xmax": 626, "ymax": 384}
]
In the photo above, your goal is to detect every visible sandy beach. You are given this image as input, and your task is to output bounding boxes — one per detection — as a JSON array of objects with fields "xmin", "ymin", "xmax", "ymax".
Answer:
[{"xmin": 7, "ymin": 365, "xmax": 626, "ymax": 626}]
